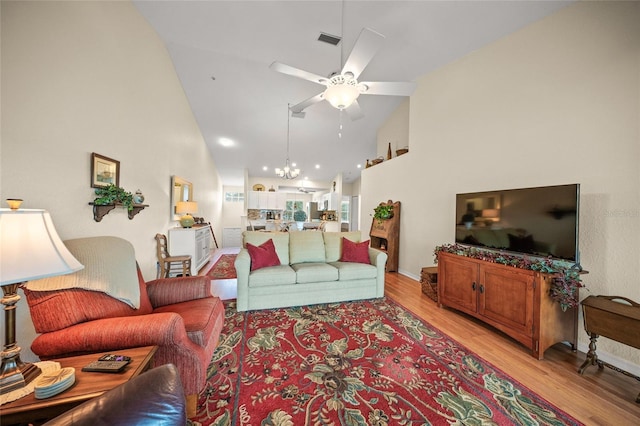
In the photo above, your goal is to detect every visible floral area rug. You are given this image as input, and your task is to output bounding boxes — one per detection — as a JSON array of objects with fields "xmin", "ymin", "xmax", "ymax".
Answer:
[
  {"xmin": 190, "ymin": 298, "xmax": 581, "ymax": 426},
  {"xmin": 206, "ymin": 254, "xmax": 237, "ymax": 280}
]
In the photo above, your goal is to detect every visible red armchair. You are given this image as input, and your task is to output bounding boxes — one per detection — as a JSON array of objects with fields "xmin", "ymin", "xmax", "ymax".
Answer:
[{"xmin": 22, "ymin": 236, "xmax": 224, "ymax": 416}]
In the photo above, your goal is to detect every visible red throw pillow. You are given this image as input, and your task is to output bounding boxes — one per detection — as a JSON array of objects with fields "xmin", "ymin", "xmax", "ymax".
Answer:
[
  {"xmin": 247, "ymin": 239, "xmax": 281, "ymax": 271},
  {"xmin": 340, "ymin": 238, "xmax": 371, "ymax": 264}
]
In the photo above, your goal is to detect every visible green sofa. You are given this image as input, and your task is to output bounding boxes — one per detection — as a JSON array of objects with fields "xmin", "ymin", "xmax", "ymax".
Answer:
[{"xmin": 235, "ymin": 231, "xmax": 387, "ymax": 312}]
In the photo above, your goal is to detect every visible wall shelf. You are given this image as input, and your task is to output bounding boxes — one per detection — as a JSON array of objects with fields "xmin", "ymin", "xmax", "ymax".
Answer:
[{"xmin": 89, "ymin": 202, "xmax": 149, "ymax": 222}]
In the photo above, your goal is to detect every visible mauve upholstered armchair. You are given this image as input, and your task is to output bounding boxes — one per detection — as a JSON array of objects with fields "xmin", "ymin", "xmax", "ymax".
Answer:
[{"xmin": 22, "ymin": 236, "xmax": 225, "ymax": 416}]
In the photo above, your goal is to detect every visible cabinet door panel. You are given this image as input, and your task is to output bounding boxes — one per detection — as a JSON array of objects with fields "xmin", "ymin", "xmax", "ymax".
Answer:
[
  {"xmin": 479, "ymin": 265, "xmax": 534, "ymax": 337},
  {"xmin": 248, "ymin": 192, "xmax": 260, "ymax": 209},
  {"xmin": 439, "ymin": 255, "xmax": 477, "ymax": 314}
]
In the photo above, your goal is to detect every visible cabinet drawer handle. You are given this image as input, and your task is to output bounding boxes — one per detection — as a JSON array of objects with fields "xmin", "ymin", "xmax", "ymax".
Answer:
[
  {"xmin": 479, "ymin": 284, "xmax": 485, "ymax": 294},
  {"xmin": 472, "ymin": 282, "xmax": 477, "ymax": 291}
]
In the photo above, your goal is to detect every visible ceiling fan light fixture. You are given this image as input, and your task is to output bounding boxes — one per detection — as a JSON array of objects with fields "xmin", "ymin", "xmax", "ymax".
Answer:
[{"xmin": 324, "ymin": 79, "xmax": 360, "ymax": 110}]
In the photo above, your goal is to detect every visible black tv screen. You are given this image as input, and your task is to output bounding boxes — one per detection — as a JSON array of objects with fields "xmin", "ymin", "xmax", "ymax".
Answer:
[{"xmin": 455, "ymin": 184, "xmax": 580, "ymax": 262}]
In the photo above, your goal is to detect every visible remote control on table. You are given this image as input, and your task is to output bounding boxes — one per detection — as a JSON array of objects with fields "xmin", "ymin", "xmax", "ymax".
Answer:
[
  {"xmin": 81, "ymin": 360, "xmax": 130, "ymax": 373},
  {"xmin": 98, "ymin": 354, "xmax": 131, "ymax": 363}
]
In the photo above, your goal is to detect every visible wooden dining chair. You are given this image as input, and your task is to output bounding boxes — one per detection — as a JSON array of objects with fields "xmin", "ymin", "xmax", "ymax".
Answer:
[{"xmin": 154, "ymin": 233, "xmax": 192, "ymax": 278}]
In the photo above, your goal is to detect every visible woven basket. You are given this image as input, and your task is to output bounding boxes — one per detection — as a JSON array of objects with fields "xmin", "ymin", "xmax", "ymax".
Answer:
[{"xmin": 420, "ymin": 267, "xmax": 438, "ymax": 302}]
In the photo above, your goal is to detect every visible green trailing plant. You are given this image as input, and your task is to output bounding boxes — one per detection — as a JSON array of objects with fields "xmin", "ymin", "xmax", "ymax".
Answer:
[
  {"xmin": 373, "ymin": 204, "xmax": 394, "ymax": 224},
  {"xmin": 93, "ymin": 184, "xmax": 134, "ymax": 211},
  {"xmin": 433, "ymin": 243, "xmax": 584, "ymax": 311}
]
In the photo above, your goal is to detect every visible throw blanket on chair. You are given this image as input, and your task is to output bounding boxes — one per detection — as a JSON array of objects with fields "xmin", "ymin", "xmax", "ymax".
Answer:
[{"xmin": 26, "ymin": 236, "xmax": 140, "ymax": 308}]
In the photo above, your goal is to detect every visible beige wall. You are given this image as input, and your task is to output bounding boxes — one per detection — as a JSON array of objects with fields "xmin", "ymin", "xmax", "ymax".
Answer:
[
  {"xmin": 1, "ymin": 1, "xmax": 222, "ymax": 360},
  {"xmin": 376, "ymin": 98, "xmax": 410, "ymax": 159},
  {"xmin": 364, "ymin": 1, "xmax": 640, "ymax": 370}
]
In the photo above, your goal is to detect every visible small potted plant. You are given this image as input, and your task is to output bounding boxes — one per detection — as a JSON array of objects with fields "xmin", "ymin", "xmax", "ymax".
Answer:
[
  {"xmin": 373, "ymin": 204, "xmax": 394, "ymax": 224},
  {"xmin": 93, "ymin": 184, "xmax": 134, "ymax": 211},
  {"xmin": 293, "ymin": 209, "xmax": 307, "ymax": 223}
]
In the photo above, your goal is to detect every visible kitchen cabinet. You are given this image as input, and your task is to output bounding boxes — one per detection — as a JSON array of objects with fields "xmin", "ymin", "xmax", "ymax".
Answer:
[
  {"xmin": 319, "ymin": 193, "xmax": 340, "ymax": 210},
  {"xmin": 248, "ymin": 191, "xmax": 286, "ymax": 210},
  {"xmin": 168, "ymin": 226, "xmax": 212, "ymax": 276},
  {"xmin": 437, "ymin": 252, "xmax": 577, "ymax": 359}
]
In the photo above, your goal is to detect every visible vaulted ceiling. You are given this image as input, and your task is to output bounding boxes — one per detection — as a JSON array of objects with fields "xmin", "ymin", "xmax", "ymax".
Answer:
[{"xmin": 133, "ymin": 1, "xmax": 571, "ymax": 187}]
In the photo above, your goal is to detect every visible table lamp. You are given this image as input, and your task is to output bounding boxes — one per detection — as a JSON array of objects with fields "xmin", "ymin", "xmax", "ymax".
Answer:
[
  {"xmin": 176, "ymin": 201, "xmax": 198, "ymax": 228},
  {"xmin": 0, "ymin": 207, "xmax": 84, "ymax": 393}
]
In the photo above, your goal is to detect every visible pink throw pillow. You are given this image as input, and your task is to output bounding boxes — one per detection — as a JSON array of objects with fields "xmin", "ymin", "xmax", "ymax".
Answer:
[
  {"xmin": 340, "ymin": 238, "xmax": 371, "ymax": 264},
  {"xmin": 247, "ymin": 239, "xmax": 281, "ymax": 271}
]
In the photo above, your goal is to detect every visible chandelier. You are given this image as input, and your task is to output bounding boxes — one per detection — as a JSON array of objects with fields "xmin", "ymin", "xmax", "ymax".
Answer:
[{"xmin": 275, "ymin": 104, "xmax": 300, "ymax": 179}]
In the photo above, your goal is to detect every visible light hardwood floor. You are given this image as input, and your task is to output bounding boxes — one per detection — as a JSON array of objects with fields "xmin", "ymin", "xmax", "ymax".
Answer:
[
  {"xmin": 201, "ymin": 251, "xmax": 640, "ymax": 425},
  {"xmin": 384, "ymin": 272, "xmax": 640, "ymax": 426}
]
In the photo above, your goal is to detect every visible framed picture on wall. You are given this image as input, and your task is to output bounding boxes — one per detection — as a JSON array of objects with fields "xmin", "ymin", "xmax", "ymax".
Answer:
[{"xmin": 91, "ymin": 153, "xmax": 120, "ymax": 188}]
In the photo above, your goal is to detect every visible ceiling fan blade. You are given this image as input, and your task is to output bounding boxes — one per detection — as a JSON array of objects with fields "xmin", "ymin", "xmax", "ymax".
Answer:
[
  {"xmin": 359, "ymin": 81, "xmax": 417, "ymax": 96},
  {"xmin": 290, "ymin": 93, "xmax": 325, "ymax": 114},
  {"xmin": 341, "ymin": 28, "xmax": 385, "ymax": 80},
  {"xmin": 270, "ymin": 62, "xmax": 328, "ymax": 85},
  {"xmin": 344, "ymin": 100, "xmax": 365, "ymax": 121}
]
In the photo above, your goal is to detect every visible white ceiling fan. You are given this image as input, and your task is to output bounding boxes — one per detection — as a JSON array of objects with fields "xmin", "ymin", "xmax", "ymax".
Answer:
[{"xmin": 270, "ymin": 27, "xmax": 417, "ymax": 121}]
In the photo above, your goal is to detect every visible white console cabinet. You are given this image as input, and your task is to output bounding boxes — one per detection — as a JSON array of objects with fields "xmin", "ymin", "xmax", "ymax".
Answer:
[{"xmin": 168, "ymin": 226, "xmax": 212, "ymax": 276}]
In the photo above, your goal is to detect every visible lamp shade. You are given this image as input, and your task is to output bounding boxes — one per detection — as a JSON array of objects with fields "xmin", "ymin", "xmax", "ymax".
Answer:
[
  {"xmin": 481, "ymin": 209, "xmax": 500, "ymax": 219},
  {"xmin": 323, "ymin": 84, "xmax": 360, "ymax": 110},
  {"xmin": 176, "ymin": 201, "xmax": 198, "ymax": 215},
  {"xmin": 0, "ymin": 209, "xmax": 84, "ymax": 285}
]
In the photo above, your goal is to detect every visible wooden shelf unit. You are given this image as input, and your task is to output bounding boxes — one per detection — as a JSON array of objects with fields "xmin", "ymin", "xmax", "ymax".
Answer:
[
  {"xmin": 369, "ymin": 200, "xmax": 400, "ymax": 272},
  {"xmin": 437, "ymin": 251, "xmax": 578, "ymax": 359}
]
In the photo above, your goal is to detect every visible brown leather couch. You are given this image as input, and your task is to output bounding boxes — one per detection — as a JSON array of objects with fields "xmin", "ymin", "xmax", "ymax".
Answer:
[{"xmin": 44, "ymin": 364, "xmax": 186, "ymax": 425}]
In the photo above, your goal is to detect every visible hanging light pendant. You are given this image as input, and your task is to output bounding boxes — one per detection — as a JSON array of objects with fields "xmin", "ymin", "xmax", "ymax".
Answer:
[{"xmin": 275, "ymin": 104, "xmax": 300, "ymax": 179}]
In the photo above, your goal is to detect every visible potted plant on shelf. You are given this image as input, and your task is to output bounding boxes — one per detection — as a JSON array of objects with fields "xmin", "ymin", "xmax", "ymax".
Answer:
[
  {"xmin": 373, "ymin": 204, "xmax": 394, "ymax": 225},
  {"xmin": 93, "ymin": 184, "xmax": 134, "ymax": 211}
]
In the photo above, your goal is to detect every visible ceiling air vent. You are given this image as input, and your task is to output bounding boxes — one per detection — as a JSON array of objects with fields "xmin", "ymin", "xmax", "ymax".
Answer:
[{"xmin": 318, "ymin": 32, "xmax": 341, "ymax": 46}]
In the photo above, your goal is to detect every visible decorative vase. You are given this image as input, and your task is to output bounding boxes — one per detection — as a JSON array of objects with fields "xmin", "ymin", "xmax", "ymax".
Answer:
[
  {"xmin": 6, "ymin": 198, "xmax": 23, "ymax": 210},
  {"xmin": 133, "ymin": 190, "xmax": 145, "ymax": 204},
  {"xmin": 387, "ymin": 143, "xmax": 392, "ymax": 160},
  {"xmin": 180, "ymin": 214, "xmax": 195, "ymax": 228}
]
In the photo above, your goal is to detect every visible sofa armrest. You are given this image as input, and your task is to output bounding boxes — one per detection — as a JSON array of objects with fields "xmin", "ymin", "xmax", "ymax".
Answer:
[
  {"xmin": 369, "ymin": 247, "xmax": 388, "ymax": 267},
  {"xmin": 235, "ymin": 249, "xmax": 251, "ymax": 311},
  {"xmin": 369, "ymin": 248, "xmax": 388, "ymax": 298},
  {"xmin": 31, "ymin": 312, "xmax": 190, "ymax": 358},
  {"xmin": 146, "ymin": 275, "xmax": 211, "ymax": 308}
]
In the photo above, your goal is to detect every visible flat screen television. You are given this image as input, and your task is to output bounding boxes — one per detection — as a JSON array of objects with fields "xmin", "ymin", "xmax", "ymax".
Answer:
[{"xmin": 455, "ymin": 184, "xmax": 580, "ymax": 263}]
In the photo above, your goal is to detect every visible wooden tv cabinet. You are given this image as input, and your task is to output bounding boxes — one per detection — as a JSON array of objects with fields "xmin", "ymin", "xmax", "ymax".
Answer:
[{"xmin": 437, "ymin": 252, "xmax": 578, "ymax": 359}]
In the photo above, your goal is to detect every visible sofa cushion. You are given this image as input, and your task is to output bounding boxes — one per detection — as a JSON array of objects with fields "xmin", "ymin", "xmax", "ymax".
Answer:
[
  {"xmin": 244, "ymin": 231, "xmax": 290, "ymax": 264},
  {"xmin": 153, "ymin": 296, "xmax": 224, "ymax": 348},
  {"xmin": 248, "ymin": 265, "xmax": 297, "ymax": 287},
  {"xmin": 341, "ymin": 238, "xmax": 371, "ymax": 264},
  {"xmin": 292, "ymin": 263, "xmax": 339, "ymax": 283},
  {"xmin": 323, "ymin": 231, "xmax": 361, "ymax": 262},
  {"xmin": 329, "ymin": 262, "xmax": 378, "ymax": 281},
  {"xmin": 289, "ymin": 232, "xmax": 326, "ymax": 264},
  {"xmin": 247, "ymin": 239, "xmax": 280, "ymax": 271}
]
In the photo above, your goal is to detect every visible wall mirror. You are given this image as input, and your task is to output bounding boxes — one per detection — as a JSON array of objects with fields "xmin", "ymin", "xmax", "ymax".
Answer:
[{"xmin": 171, "ymin": 176, "xmax": 193, "ymax": 220}]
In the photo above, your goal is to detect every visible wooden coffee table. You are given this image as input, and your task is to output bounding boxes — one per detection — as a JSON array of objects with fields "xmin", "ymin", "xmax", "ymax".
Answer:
[{"xmin": 0, "ymin": 346, "xmax": 157, "ymax": 425}]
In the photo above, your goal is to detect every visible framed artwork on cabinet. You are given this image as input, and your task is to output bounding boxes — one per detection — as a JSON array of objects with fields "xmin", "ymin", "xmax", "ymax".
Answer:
[{"xmin": 91, "ymin": 153, "xmax": 120, "ymax": 188}]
